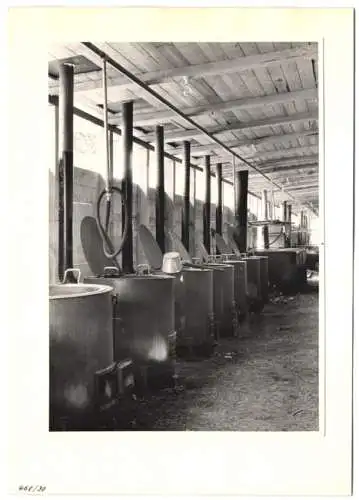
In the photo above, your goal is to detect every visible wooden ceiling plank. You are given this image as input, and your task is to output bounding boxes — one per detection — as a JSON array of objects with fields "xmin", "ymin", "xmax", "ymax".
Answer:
[
  {"xmin": 136, "ymin": 110, "xmax": 317, "ymax": 144},
  {"xmin": 50, "ymin": 44, "xmax": 317, "ymax": 94},
  {"xmin": 108, "ymin": 87, "xmax": 317, "ymax": 126}
]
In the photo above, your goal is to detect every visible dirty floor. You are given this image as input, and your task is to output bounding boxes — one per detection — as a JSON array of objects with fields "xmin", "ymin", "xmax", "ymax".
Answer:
[{"xmin": 119, "ymin": 283, "xmax": 319, "ymax": 432}]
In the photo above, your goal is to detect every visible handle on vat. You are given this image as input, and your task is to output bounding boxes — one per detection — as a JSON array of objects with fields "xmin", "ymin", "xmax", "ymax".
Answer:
[
  {"xmin": 63, "ymin": 268, "xmax": 81, "ymax": 284},
  {"xmin": 104, "ymin": 266, "xmax": 121, "ymax": 277},
  {"xmin": 136, "ymin": 264, "xmax": 150, "ymax": 275}
]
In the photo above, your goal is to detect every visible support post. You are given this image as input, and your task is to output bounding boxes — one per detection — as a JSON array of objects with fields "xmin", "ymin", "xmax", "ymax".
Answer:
[
  {"xmin": 203, "ymin": 155, "xmax": 211, "ymax": 253},
  {"xmin": 282, "ymin": 201, "xmax": 288, "ymax": 222},
  {"xmin": 234, "ymin": 170, "xmax": 249, "ymax": 253},
  {"xmin": 287, "ymin": 204, "xmax": 292, "ymax": 246},
  {"xmin": 155, "ymin": 125, "xmax": 165, "ymax": 254},
  {"xmin": 262, "ymin": 189, "xmax": 268, "ymax": 220},
  {"xmin": 58, "ymin": 63, "xmax": 74, "ymax": 282},
  {"xmin": 122, "ymin": 101, "xmax": 134, "ymax": 273},
  {"xmin": 182, "ymin": 140, "xmax": 191, "ymax": 251},
  {"xmin": 216, "ymin": 163, "xmax": 223, "ymax": 236}
]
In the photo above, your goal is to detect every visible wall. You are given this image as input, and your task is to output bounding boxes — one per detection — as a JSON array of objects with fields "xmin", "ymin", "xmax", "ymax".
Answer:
[{"xmin": 49, "ymin": 104, "xmax": 256, "ymax": 283}]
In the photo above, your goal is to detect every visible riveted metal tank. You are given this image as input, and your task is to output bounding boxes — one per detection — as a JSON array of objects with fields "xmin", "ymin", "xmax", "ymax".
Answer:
[
  {"xmin": 138, "ymin": 225, "xmax": 215, "ymax": 352},
  {"xmin": 84, "ymin": 272, "xmax": 176, "ymax": 363},
  {"xmin": 254, "ymin": 248, "xmax": 307, "ymax": 292},
  {"xmin": 240, "ymin": 256, "xmax": 262, "ymax": 304},
  {"xmin": 49, "ymin": 282, "xmax": 115, "ymax": 424},
  {"xmin": 220, "ymin": 255, "xmax": 249, "ymax": 319},
  {"xmin": 213, "ymin": 234, "xmax": 249, "ymax": 320},
  {"xmin": 256, "ymin": 255, "xmax": 269, "ymax": 303}
]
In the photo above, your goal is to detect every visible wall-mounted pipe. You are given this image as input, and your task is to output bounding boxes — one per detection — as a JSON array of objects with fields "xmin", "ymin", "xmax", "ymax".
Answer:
[
  {"xmin": 182, "ymin": 140, "xmax": 191, "ymax": 251},
  {"xmin": 155, "ymin": 125, "xmax": 165, "ymax": 254},
  {"xmin": 235, "ymin": 170, "xmax": 249, "ymax": 253},
  {"xmin": 58, "ymin": 63, "xmax": 74, "ymax": 282},
  {"xmin": 216, "ymin": 163, "xmax": 223, "ymax": 237},
  {"xmin": 203, "ymin": 155, "xmax": 211, "ymax": 253},
  {"xmin": 121, "ymin": 101, "xmax": 134, "ymax": 273}
]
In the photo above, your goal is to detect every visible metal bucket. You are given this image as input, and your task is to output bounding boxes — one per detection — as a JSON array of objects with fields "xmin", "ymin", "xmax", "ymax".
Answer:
[{"xmin": 49, "ymin": 282, "xmax": 115, "ymax": 420}]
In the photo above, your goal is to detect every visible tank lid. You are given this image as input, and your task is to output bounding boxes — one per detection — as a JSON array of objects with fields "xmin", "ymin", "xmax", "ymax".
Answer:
[
  {"xmin": 138, "ymin": 224, "xmax": 163, "ymax": 270},
  {"xmin": 167, "ymin": 230, "xmax": 192, "ymax": 262},
  {"xmin": 80, "ymin": 216, "xmax": 119, "ymax": 276}
]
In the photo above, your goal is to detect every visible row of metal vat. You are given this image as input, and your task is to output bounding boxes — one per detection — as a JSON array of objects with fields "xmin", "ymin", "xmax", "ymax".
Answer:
[
  {"xmin": 49, "ymin": 226, "xmax": 310, "ymax": 429},
  {"xmin": 49, "ymin": 250, "xmax": 270, "ymax": 429}
]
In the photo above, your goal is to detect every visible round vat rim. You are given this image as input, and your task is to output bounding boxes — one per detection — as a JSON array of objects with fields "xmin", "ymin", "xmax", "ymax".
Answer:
[{"xmin": 49, "ymin": 283, "xmax": 114, "ymax": 300}]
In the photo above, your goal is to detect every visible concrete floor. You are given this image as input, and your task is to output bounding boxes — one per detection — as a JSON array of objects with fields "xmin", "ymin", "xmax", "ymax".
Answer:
[{"xmin": 122, "ymin": 284, "xmax": 319, "ymax": 432}]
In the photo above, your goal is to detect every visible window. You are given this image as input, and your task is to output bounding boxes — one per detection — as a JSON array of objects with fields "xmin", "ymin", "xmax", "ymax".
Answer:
[
  {"xmin": 73, "ymin": 115, "xmax": 105, "ymax": 175},
  {"xmin": 175, "ymin": 161, "xmax": 185, "ymax": 196}
]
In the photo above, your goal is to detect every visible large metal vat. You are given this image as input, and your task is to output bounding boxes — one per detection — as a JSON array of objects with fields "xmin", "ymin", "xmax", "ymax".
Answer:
[
  {"xmin": 202, "ymin": 261, "xmax": 236, "ymax": 337},
  {"xmin": 138, "ymin": 225, "xmax": 215, "ymax": 352},
  {"xmin": 240, "ymin": 256, "xmax": 262, "ymax": 302},
  {"xmin": 254, "ymin": 249, "xmax": 307, "ymax": 291},
  {"xmin": 256, "ymin": 256, "xmax": 269, "ymax": 303},
  {"xmin": 49, "ymin": 283, "xmax": 115, "ymax": 423},
  {"xmin": 220, "ymin": 256, "xmax": 248, "ymax": 319},
  {"xmin": 167, "ymin": 231, "xmax": 236, "ymax": 339},
  {"xmin": 84, "ymin": 272, "xmax": 176, "ymax": 389}
]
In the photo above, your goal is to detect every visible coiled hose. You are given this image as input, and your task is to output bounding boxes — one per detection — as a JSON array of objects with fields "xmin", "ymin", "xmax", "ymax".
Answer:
[{"xmin": 96, "ymin": 185, "xmax": 129, "ymax": 260}]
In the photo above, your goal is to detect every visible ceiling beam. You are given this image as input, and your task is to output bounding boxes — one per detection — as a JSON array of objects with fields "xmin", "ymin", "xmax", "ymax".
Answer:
[
  {"xmin": 249, "ymin": 163, "xmax": 318, "ymax": 176},
  {"xmin": 169, "ymin": 130, "xmax": 318, "ymax": 157},
  {"xmin": 49, "ymin": 44, "xmax": 318, "ymax": 94},
  {"xmin": 198, "ymin": 145, "xmax": 318, "ymax": 167},
  {"xmin": 108, "ymin": 88, "xmax": 317, "ymax": 126},
  {"xmin": 139, "ymin": 110, "xmax": 318, "ymax": 144}
]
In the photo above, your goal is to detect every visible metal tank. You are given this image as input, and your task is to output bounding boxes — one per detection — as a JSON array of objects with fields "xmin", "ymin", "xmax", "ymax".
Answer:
[
  {"xmin": 84, "ymin": 270, "xmax": 176, "ymax": 390},
  {"xmin": 80, "ymin": 216, "xmax": 176, "ymax": 390},
  {"xmin": 166, "ymin": 230, "xmax": 233, "ymax": 339},
  {"xmin": 256, "ymin": 255, "xmax": 269, "ymax": 304},
  {"xmin": 254, "ymin": 248, "xmax": 307, "ymax": 292},
  {"xmin": 49, "ymin": 280, "xmax": 116, "ymax": 426},
  {"xmin": 138, "ymin": 224, "xmax": 216, "ymax": 354},
  {"xmin": 239, "ymin": 256, "xmax": 262, "ymax": 306},
  {"xmin": 196, "ymin": 241, "xmax": 238, "ymax": 338},
  {"xmin": 213, "ymin": 234, "xmax": 249, "ymax": 320}
]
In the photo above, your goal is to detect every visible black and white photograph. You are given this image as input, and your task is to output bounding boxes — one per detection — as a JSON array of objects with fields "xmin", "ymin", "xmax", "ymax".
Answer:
[
  {"xmin": 48, "ymin": 41, "xmax": 320, "ymax": 432},
  {"xmin": 7, "ymin": 6, "xmax": 354, "ymax": 497}
]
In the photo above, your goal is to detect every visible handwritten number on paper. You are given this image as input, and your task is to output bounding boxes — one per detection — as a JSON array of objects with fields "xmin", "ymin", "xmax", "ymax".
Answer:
[{"xmin": 18, "ymin": 485, "xmax": 46, "ymax": 493}]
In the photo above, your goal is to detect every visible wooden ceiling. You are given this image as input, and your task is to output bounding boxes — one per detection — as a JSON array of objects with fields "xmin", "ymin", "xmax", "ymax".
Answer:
[{"xmin": 48, "ymin": 42, "xmax": 319, "ymax": 214}]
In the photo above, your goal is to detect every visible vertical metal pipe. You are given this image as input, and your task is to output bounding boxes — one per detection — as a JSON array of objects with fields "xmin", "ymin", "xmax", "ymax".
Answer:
[
  {"xmin": 182, "ymin": 140, "xmax": 191, "ymax": 250},
  {"xmin": 155, "ymin": 125, "xmax": 165, "ymax": 253},
  {"xmin": 282, "ymin": 201, "xmax": 288, "ymax": 222},
  {"xmin": 287, "ymin": 204, "xmax": 292, "ymax": 246},
  {"xmin": 203, "ymin": 155, "xmax": 211, "ymax": 253},
  {"xmin": 262, "ymin": 189, "xmax": 268, "ymax": 220},
  {"xmin": 58, "ymin": 63, "xmax": 74, "ymax": 282},
  {"xmin": 235, "ymin": 170, "xmax": 249, "ymax": 253},
  {"xmin": 122, "ymin": 101, "xmax": 134, "ymax": 273},
  {"xmin": 300, "ymin": 210, "xmax": 304, "ymax": 228},
  {"xmin": 216, "ymin": 163, "xmax": 223, "ymax": 237}
]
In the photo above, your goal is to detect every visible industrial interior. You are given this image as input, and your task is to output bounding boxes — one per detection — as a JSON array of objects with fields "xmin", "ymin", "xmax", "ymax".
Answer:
[{"xmin": 49, "ymin": 42, "xmax": 319, "ymax": 432}]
